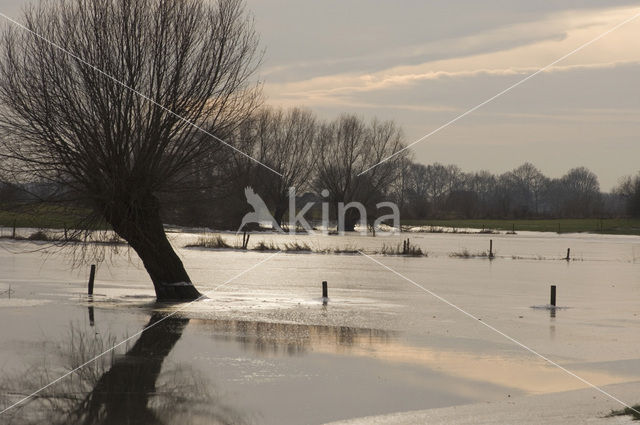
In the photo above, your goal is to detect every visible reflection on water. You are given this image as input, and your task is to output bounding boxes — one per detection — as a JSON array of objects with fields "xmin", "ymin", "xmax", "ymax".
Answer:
[
  {"xmin": 2, "ymin": 313, "xmax": 638, "ymax": 425},
  {"xmin": 191, "ymin": 318, "xmax": 639, "ymax": 396},
  {"xmin": 0, "ymin": 314, "xmax": 248, "ymax": 425},
  {"xmin": 196, "ymin": 318, "xmax": 397, "ymax": 356}
]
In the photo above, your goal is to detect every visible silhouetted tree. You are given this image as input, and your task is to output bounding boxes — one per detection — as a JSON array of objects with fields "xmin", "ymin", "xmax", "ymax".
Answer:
[
  {"xmin": 251, "ymin": 107, "xmax": 319, "ymax": 225},
  {"xmin": 314, "ymin": 115, "xmax": 406, "ymax": 231},
  {"xmin": 0, "ymin": 0, "xmax": 261, "ymax": 300},
  {"xmin": 614, "ymin": 172, "xmax": 640, "ymax": 217},
  {"xmin": 503, "ymin": 163, "xmax": 548, "ymax": 215},
  {"xmin": 559, "ymin": 167, "xmax": 601, "ymax": 217}
]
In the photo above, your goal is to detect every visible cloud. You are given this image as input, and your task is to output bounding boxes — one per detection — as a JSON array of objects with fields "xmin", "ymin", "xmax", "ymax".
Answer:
[{"xmin": 263, "ymin": 5, "xmax": 640, "ymax": 109}]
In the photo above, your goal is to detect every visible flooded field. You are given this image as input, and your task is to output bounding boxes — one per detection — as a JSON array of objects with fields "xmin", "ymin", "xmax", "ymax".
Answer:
[{"xmin": 1, "ymin": 230, "xmax": 639, "ymax": 424}]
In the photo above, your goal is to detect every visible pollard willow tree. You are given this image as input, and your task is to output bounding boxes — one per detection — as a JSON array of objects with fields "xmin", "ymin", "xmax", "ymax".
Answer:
[{"xmin": 0, "ymin": 0, "xmax": 262, "ymax": 300}]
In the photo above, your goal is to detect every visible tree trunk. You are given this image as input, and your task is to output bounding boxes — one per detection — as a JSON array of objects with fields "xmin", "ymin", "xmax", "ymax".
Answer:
[
  {"xmin": 274, "ymin": 203, "xmax": 286, "ymax": 227},
  {"xmin": 343, "ymin": 208, "xmax": 359, "ymax": 232},
  {"xmin": 343, "ymin": 216, "xmax": 357, "ymax": 232},
  {"xmin": 104, "ymin": 195, "xmax": 201, "ymax": 301},
  {"xmin": 79, "ymin": 314, "xmax": 190, "ymax": 424}
]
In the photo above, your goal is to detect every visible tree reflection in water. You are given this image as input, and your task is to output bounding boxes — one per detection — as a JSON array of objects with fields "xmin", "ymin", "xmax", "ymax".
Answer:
[
  {"xmin": 201, "ymin": 319, "xmax": 396, "ymax": 356},
  {"xmin": 1, "ymin": 313, "xmax": 248, "ymax": 425}
]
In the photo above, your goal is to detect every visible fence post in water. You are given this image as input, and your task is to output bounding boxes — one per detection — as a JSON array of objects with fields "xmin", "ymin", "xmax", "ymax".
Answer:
[
  {"xmin": 550, "ymin": 285, "xmax": 556, "ymax": 307},
  {"xmin": 88, "ymin": 264, "xmax": 96, "ymax": 296},
  {"xmin": 565, "ymin": 248, "xmax": 570, "ymax": 261},
  {"xmin": 12, "ymin": 219, "xmax": 16, "ymax": 239},
  {"xmin": 489, "ymin": 239, "xmax": 494, "ymax": 259}
]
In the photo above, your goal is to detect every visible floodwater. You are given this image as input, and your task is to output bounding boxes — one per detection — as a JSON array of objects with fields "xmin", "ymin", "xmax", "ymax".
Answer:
[{"xmin": 0, "ymin": 229, "xmax": 639, "ymax": 424}]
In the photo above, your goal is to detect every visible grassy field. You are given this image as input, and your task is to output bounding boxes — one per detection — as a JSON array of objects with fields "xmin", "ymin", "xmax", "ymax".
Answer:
[
  {"xmin": 0, "ymin": 204, "xmax": 105, "ymax": 231},
  {"xmin": 2, "ymin": 205, "xmax": 639, "ymax": 236},
  {"xmin": 401, "ymin": 218, "xmax": 640, "ymax": 235}
]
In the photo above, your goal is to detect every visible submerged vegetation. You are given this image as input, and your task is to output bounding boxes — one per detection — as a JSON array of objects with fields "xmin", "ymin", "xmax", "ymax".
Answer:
[
  {"xmin": 449, "ymin": 249, "xmax": 491, "ymax": 259},
  {"xmin": 183, "ymin": 234, "xmax": 590, "ymax": 262},
  {"xmin": 253, "ymin": 240, "xmax": 279, "ymax": 252},
  {"xmin": 380, "ymin": 238, "xmax": 425, "ymax": 257},
  {"xmin": 608, "ymin": 405, "xmax": 640, "ymax": 421},
  {"xmin": 186, "ymin": 235, "xmax": 232, "ymax": 249},
  {"xmin": 185, "ymin": 235, "xmax": 427, "ymax": 257},
  {"xmin": 26, "ymin": 230, "xmax": 52, "ymax": 241},
  {"xmin": 282, "ymin": 242, "xmax": 312, "ymax": 252},
  {"xmin": 183, "ymin": 235, "xmax": 316, "ymax": 252}
]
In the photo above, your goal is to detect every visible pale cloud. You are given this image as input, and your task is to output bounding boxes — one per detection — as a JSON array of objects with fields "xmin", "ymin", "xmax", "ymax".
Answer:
[
  {"xmin": 264, "ymin": 5, "xmax": 640, "ymax": 107},
  {"xmin": 269, "ymin": 60, "xmax": 640, "ymax": 108}
]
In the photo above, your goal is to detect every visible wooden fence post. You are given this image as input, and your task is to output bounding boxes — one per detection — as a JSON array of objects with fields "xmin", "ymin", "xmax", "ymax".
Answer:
[{"xmin": 88, "ymin": 264, "xmax": 96, "ymax": 296}]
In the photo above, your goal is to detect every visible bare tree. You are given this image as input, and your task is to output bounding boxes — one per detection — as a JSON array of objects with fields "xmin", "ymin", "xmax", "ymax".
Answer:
[
  {"xmin": 250, "ymin": 106, "xmax": 318, "ymax": 226},
  {"xmin": 420, "ymin": 163, "xmax": 464, "ymax": 216},
  {"xmin": 399, "ymin": 162, "xmax": 429, "ymax": 218},
  {"xmin": 0, "ymin": 0, "xmax": 262, "ymax": 300},
  {"xmin": 544, "ymin": 167, "xmax": 601, "ymax": 217},
  {"xmin": 503, "ymin": 163, "xmax": 549, "ymax": 215},
  {"xmin": 614, "ymin": 172, "xmax": 640, "ymax": 217},
  {"xmin": 315, "ymin": 115, "xmax": 406, "ymax": 231},
  {"xmin": 560, "ymin": 167, "xmax": 601, "ymax": 217}
]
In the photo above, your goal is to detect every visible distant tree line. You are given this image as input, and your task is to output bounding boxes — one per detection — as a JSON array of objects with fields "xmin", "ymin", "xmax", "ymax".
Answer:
[
  {"xmin": 3, "ymin": 104, "xmax": 639, "ymax": 228},
  {"xmin": 396, "ymin": 161, "xmax": 627, "ymax": 220},
  {"xmin": 144, "ymin": 106, "xmax": 637, "ymax": 227}
]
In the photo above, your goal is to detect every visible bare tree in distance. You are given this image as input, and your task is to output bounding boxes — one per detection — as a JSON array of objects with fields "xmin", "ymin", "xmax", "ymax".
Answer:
[
  {"xmin": 397, "ymin": 162, "xmax": 430, "ymax": 218},
  {"xmin": 421, "ymin": 163, "xmax": 460, "ymax": 215},
  {"xmin": 315, "ymin": 115, "xmax": 406, "ymax": 232},
  {"xmin": 0, "ymin": 0, "xmax": 262, "ymax": 300},
  {"xmin": 558, "ymin": 166, "xmax": 601, "ymax": 217},
  {"xmin": 614, "ymin": 172, "xmax": 640, "ymax": 217},
  {"xmin": 251, "ymin": 106, "xmax": 319, "ymax": 226},
  {"xmin": 503, "ymin": 163, "xmax": 549, "ymax": 215}
]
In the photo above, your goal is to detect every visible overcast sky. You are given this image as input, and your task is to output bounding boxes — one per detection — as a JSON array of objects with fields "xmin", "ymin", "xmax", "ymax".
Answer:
[
  {"xmin": 1, "ymin": 0, "xmax": 639, "ymax": 189},
  {"xmin": 243, "ymin": 0, "xmax": 640, "ymax": 190}
]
